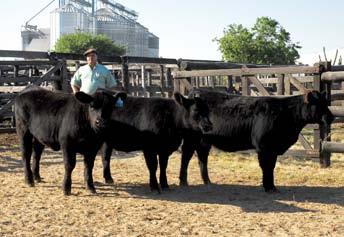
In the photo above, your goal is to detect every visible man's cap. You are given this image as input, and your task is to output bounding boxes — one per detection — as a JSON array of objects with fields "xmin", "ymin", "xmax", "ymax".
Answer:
[{"xmin": 83, "ymin": 48, "xmax": 97, "ymax": 56}]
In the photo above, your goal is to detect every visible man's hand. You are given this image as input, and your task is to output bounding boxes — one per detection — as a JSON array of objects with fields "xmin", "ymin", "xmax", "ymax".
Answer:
[{"xmin": 71, "ymin": 85, "xmax": 80, "ymax": 94}]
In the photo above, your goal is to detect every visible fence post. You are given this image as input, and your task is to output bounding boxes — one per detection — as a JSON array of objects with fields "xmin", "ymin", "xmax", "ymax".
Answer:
[
  {"xmin": 52, "ymin": 62, "xmax": 62, "ymax": 91},
  {"xmin": 141, "ymin": 65, "xmax": 146, "ymax": 97},
  {"xmin": 147, "ymin": 69, "xmax": 152, "ymax": 97},
  {"xmin": 166, "ymin": 67, "xmax": 173, "ymax": 97},
  {"xmin": 314, "ymin": 62, "xmax": 332, "ymax": 167},
  {"xmin": 159, "ymin": 65, "xmax": 165, "ymax": 96},
  {"xmin": 121, "ymin": 56, "xmax": 129, "ymax": 93},
  {"xmin": 277, "ymin": 74, "xmax": 285, "ymax": 95},
  {"xmin": 242, "ymin": 76, "xmax": 250, "ymax": 96}
]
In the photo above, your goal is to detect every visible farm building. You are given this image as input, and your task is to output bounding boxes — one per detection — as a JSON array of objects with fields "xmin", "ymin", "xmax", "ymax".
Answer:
[{"xmin": 22, "ymin": 0, "xmax": 159, "ymax": 57}]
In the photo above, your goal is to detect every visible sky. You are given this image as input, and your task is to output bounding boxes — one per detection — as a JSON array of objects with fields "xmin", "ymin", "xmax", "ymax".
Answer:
[{"xmin": 1, "ymin": 0, "xmax": 344, "ymax": 64}]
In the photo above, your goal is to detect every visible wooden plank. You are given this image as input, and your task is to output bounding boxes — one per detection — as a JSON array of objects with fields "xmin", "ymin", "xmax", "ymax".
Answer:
[
  {"xmin": 0, "ymin": 76, "xmax": 61, "ymax": 84},
  {"xmin": 277, "ymin": 74, "xmax": 285, "ymax": 95},
  {"xmin": 322, "ymin": 141, "xmax": 344, "ymax": 153},
  {"xmin": 298, "ymin": 134, "xmax": 313, "ymax": 150},
  {"xmin": 284, "ymin": 76, "xmax": 291, "ymax": 95},
  {"xmin": 126, "ymin": 56, "xmax": 177, "ymax": 65},
  {"xmin": 180, "ymin": 79, "xmax": 193, "ymax": 93},
  {"xmin": 248, "ymin": 76, "xmax": 270, "ymax": 96},
  {"xmin": 321, "ymin": 71, "xmax": 344, "ymax": 82},
  {"xmin": 328, "ymin": 106, "xmax": 344, "ymax": 117},
  {"xmin": 121, "ymin": 58, "xmax": 129, "ymax": 93},
  {"xmin": 289, "ymin": 76, "xmax": 308, "ymax": 93},
  {"xmin": 241, "ymin": 77, "xmax": 250, "ymax": 96},
  {"xmin": 331, "ymin": 65, "xmax": 344, "ymax": 71},
  {"xmin": 0, "ymin": 86, "xmax": 26, "ymax": 93},
  {"xmin": 0, "ymin": 50, "xmax": 48, "ymax": 59},
  {"xmin": 0, "ymin": 60, "xmax": 57, "ymax": 66},
  {"xmin": 258, "ymin": 76, "xmax": 314, "ymax": 84},
  {"xmin": 0, "ymin": 127, "xmax": 16, "ymax": 133},
  {"xmin": 172, "ymin": 66, "xmax": 320, "ymax": 78}
]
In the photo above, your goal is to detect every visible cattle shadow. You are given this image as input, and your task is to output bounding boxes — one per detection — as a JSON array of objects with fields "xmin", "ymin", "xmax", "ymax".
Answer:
[{"xmin": 109, "ymin": 183, "xmax": 344, "ymax": 213}]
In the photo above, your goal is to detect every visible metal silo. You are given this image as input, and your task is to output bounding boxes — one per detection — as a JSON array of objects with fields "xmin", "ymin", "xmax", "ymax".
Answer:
[{"xmin": 50, "ymin": 3, "xmax": 93, "ymax": 50}]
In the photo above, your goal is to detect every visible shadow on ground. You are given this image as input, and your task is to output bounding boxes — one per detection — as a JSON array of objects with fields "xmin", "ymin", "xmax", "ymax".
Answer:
[{"xmin": 92, "ymin": 182, "xmax": 344, "ymax": 213}]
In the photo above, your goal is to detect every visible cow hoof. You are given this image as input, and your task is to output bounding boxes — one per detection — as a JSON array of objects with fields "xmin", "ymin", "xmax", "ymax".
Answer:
[
  {"xmin": 89, "ymin": 188, "xmax": 97, "ymax": 194},
  {"xmin": 34, "ymin": 176, "xmax": 42, "ymax": 183},
  {"xmin": 87, "ymin": 186, "xmax": 97, "ymax": 194},
  {"xmin": 104, "ymin": 178, "xmax": 114, "ymax": 184},
  {"xmin": 150, "ymin": 187, "xmax": 161, "ymax": 194},
  {"xmin": 64, "ymin": 190, "xmax": 72, "ymax": 196},
  {"xmin": 25, "ymin": 179, "xmax": 35, "ymax": 187},
  {"xmin": 179, "ymin": 181, "xmax": 189, "ymax": 187},
  {"xmin": 204, "ymin": 180, "xmax": 212, "ymax": 185},
  {"xmin": 161, "ymin": 186, "xmax": 170, "ymax": 191}
]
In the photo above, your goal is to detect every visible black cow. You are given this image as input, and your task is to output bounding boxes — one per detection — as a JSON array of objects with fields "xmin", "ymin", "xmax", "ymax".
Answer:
[
  {"xmin": 102, "ymin": 92, "xmax": 212, "ymax": 192},
  {"xmin": 15, "ymin": 85, "xmax": 126, "ymax": 195},
  {"xmin": 180, "ymin": 89, "xmax": 334, "ymax": 192}
]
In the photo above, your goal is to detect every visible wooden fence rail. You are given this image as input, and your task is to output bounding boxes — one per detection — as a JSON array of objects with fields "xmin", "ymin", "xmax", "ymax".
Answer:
[{"xmin": 2, "ymin": 50, "xmax": 344, "ymax": 167}]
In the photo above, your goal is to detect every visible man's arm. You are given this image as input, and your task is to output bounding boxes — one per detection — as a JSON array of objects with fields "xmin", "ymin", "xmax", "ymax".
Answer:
[{"xmin": 71, "ymin": 69, "xmax": 82, "ymax": 94}]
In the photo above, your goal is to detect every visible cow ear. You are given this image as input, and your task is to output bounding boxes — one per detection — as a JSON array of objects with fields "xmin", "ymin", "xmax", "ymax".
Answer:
[
  {"xmin": 75, "ymin": 92, "xmax": 94, "ymax": 104},
  {"xmin": 174, "ymin": 92, "xmax": 194, "ymax": 108}
]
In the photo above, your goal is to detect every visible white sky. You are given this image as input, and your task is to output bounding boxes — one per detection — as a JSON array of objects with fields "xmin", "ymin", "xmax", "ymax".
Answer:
[{"xmin": 1, "ymin": 0, "xmax": 344, "ymax": 64}]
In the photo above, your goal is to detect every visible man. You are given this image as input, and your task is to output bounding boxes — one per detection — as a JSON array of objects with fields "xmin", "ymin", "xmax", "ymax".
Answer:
[{"xmin": 71, "ymin": 48, "xmax": 117, "ymax": 94}]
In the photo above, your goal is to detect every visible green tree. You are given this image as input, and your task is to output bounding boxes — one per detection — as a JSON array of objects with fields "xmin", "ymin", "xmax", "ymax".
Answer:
[
  {"xmin": 215, "ymin": 17, "xmax": 301, "ymax": 65},
  {"xmin": 54, "ymin": 32, "xmax": 126, "ymax": 56}
]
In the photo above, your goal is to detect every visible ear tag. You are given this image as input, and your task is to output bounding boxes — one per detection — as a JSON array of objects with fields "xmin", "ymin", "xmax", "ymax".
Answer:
[{"xmin": 115, "ymin": 97, "xmax": 124, "ymax": 108}]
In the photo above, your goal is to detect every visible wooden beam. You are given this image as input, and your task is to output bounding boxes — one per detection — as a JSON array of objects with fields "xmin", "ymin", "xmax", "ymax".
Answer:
[
  {"xmin": 298, "ymin": 134, "xmax": 313, "ymax": 150},
  {"xmin": 322, "ymin": 141, "xmax": 344, "ymax": 153},
  {"xmin": 328, "ymin": 106, "xmax": 344, "ymax": 117},
  {"xmin": 248, "ymin": 76, "xmax": 270, "ymax": 96},
  {"xmin": 289, "ymin": 76, "xmax": 308, "ymax": 93},
  {"xmin": 0, "ymin": 60, "xmax": 57, "ymax": 66},
  {"xmin": 321, "ymin": 71, "xmax": 344, "ymax": 82},
  {"xmin": 172, "ymin": 66, "xmax": 320, "ymax": 78},
  {"xmin": 0, "ymin": 76, "xmax": 61, "ymax": 84}
]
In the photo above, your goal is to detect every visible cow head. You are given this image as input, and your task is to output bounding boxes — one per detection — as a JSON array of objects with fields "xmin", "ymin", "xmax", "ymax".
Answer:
[
  {"xmin": 304, "ymin": 91, "xmax": 334, "ymax": 125},
  {"xmin": 174, "ymin": 92, "xmax": 212, "ymax": 133},
  {"xmin": 75, "ymin": 91, "xmax": 127, "ymax": 130}
]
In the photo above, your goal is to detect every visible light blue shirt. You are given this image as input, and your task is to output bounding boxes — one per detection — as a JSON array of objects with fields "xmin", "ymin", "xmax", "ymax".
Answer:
[{"xmin": 71, "ymin": 63, "xmax": 117, "ymax": 95}]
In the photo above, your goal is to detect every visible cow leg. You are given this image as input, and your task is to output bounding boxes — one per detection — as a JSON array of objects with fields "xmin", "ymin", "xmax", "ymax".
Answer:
[
  {"xmin": 62, "ymin": 148, "xmax": 76, "ymax": 196},
  {"xmin": 158, "ymin": 153, "xmax": 170, "ymax": 190},
  {"xmin": 32, "ymin": 139, "xmax": 45, "ymax": 182},
  {"xmin": 179, "ymin": 138, "xmax": 196, "ymax": 186},
  {"xmin": 84, "ymin": 153, "xmax": 97, "ymax": 194},
  {"xmin": 258, "ymin": 152, "xmax": 279, "ymax": 193},
  {"xmin": 143, "ymin": 150, "xmax": 160, "ymax": 193},
  {"xmin": 19, "ymin": 131, "xmax": 34, "ymax": 186},
  {"xmin": 102, "ymin": 143, "xmax": 114, "ymax": 184},
  {"xmin": 196, "ymin": 142, "xmax": 212, "ymax": 185}
]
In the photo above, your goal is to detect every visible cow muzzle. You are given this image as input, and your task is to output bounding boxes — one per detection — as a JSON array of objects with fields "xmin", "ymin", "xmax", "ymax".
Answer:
[{"xmin": 95, "ymin": 119, "xmax": 107, "ymax": 129}]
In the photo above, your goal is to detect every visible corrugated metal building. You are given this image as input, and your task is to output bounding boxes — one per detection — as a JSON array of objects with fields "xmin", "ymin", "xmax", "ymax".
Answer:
[{"xmin": 22, "ymin": 0, "xmax": 159, "ymax": 57}]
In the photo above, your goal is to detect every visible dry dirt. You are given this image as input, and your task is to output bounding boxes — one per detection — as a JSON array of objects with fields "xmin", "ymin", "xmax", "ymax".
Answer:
[{"xmin": 0, "ymin": 133, "xmax": 344, "ymax": 236}]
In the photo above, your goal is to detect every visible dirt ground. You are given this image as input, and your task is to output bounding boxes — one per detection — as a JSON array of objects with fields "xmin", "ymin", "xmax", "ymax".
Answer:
[{"xmin": 0, "ymin": 133, "xmax": 344, "ymax": 237}]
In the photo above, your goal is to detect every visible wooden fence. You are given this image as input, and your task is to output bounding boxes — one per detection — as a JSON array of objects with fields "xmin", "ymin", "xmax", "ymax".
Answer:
[
  {"xmin": 173, "ymin": 60, "xmax": 344, "ymax": 167},
  {"xmin": 2, "ymin": 50, "xmax": 344, "ymax": 167}
]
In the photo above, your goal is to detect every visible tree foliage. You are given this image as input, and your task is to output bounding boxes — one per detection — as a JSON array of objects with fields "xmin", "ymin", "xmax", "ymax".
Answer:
[
  {"xmin": 54, "ymin": 32, "xmax": 126, "ymax": 56},
  {"xmin": 215, "ymin": 17, "xmax": 301, "ymax": 65}
]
